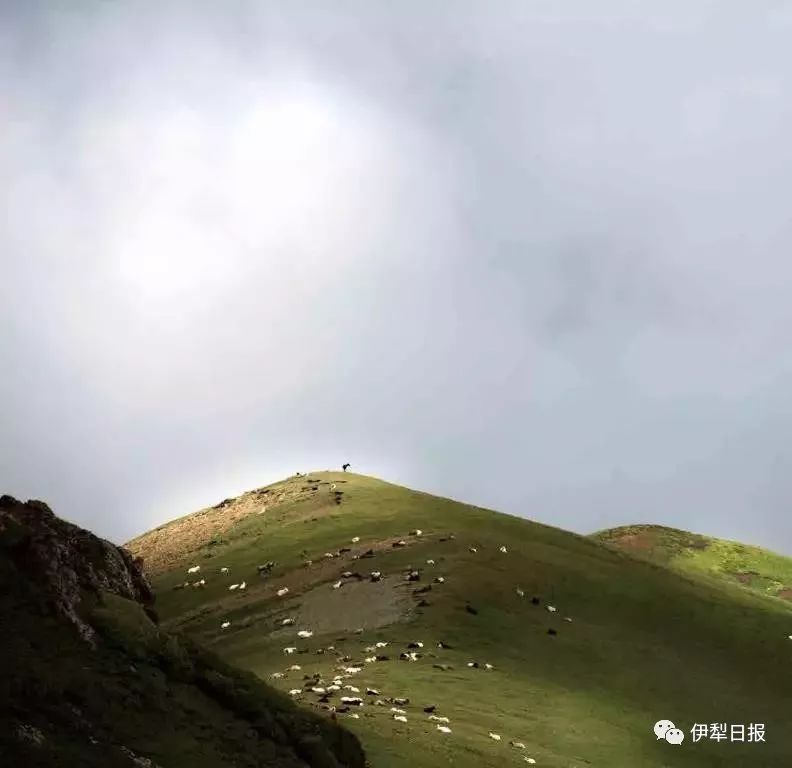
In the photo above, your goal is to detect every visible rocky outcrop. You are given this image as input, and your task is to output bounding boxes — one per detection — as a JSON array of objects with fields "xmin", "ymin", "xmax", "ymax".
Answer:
[{"xmin": 0, "ymin": 495, "xmax": 154, "ymax": 645}]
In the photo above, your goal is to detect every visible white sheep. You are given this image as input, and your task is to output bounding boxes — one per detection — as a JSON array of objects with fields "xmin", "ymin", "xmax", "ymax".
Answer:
[
  {"xmin": 510, "ymin": 741, "xmax": 526, "ymax": 749},
  {"xmin": 277, "ymin": 587, "xmax": 289, "ymax": 597},
  {"xmin": 239, "ymin": 581, "xmax": 246, "ymax": 590},
  {"xmin": 375, "ymin": 641, "xmax": 388, "ymax": 648},
  {"xmin": 426, "ymin": 559, "xmax": 435, "ymax": 565},
  {"xmin": 340, "ymin": 696, "xmax": 363, "ymax": 705},
  {"xmin": 289, "ymin": 689, "xmax": 301, "ymax": 696},
  {"xmin": 393, "ymin": 715, "xmax": 408, "ymax": 723},
  {"xmin": 311, "ymin": 687, "xmax": 326, "ymax": 694},
  {"xmin": 187, "ymin": 565, "xmax": 201, "ymax": 574},
  {"xmin": 469, "ymin": 547, "xmax": 478, "ymax": 553},
  {"xmin": 524, "ymin": 759, "xmax": 536, "ymax": 765},
  {"xmin": 489, "ymin": 732, "xmax": 502, "ymax": 741},
  {"xmin": 344, "ymin": 666, "xmax": 362, "ymax": 674},
  {"xmin": 436, "ymin": 725, "xmax": 452, "ymax": 734},
  {"xmin": 564, "ymin": 617, "xmax": 573, "ymax": 622},
  {"xmin": 332, "ymin": 580, "xmax": 342, "ymax": 589},
  {"xmin": 516, "ymin": 588, "xmax": 525, "ymax": 598},
  {"xmin": 429, "ymin": 715, "xmax": 450, "ymax": 723},
  {"xmin": 348, "ymin": 713, "xmax": 360, "ymax": 719},
  {"xmin": 499, "ymin": 545, "xmax": 508, "ymax": 554},
  {"xmin": 390, "ymin": 707, "xmax": 406, "ymax": 714},
  {"xmin": 271, "ymin": 672, "xmax": 283, "ymax": 679},
  {"xmin": 345, "ymin": 685, "xmax": 361, "ymax": 693},
  {"xmin": 297, "ymin": 630, "xmax": 313, "ymax": 639},
  {"xmin": 412, "ymin": 529, "xmax": 423, "ymax": 536},
  {"xmin": 352, "ymin": 536, "xmax": 360, "ymax": 543},
  {"xmin": 287, "ymin": 664, "xmax": 301, "ymax": 671},
  {"xmin": 283, "ymin": 647, "xmax": 297, "ymax": 654},
  {"xmin": 484, "ymin": 663, "xmax": 494, "ymax": 670},
  {"xmin": 324, "ymin": 552, "xmax": 335, "ymax": 559},
  {"xmin": 365, "ymin": 656, "xmax": 377, "ymax": 663},
  {"xmin": 546, "ymin": 605, "xmax": 557, "ymax": 613},
  {"xmin": 220, "ymin": 567, "xmax": 229, "ymax": 573},
  {"xmin": 281, "ymin": 617, "xmax": 295, "ymax": 626},
  {"xmin": 229, "ymin": 584, "xmax": 239, "ymax": 591},
  {"xmin": 220, "ymin": 621, "xmax": 231, "ymax": 629}
]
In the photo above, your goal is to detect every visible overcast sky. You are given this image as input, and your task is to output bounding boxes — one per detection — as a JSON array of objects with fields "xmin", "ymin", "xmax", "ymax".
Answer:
[{"xmin": 4, "ymin": 1, "xmax": 792, "ymax": 552}]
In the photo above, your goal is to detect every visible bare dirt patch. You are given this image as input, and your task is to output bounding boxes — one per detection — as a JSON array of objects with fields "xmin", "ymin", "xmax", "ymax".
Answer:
[{"xmin": 776, "ymin": 588, "xmax": 792, "ymax": 601}]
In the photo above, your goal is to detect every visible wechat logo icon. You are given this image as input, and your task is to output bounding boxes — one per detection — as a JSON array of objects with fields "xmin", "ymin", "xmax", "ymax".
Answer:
[{"xmin": 654, "ymin": 720, "xmax": 685, "ymax": 745}]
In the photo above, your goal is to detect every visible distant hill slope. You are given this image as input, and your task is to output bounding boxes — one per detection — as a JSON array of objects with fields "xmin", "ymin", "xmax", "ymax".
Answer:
[
  {"xmin": 128, "ymin": 472, "xmax": 792, "ymax": 768},
  {"xmin": 592, "ymin": 524, "xmax": 792, "ymax": 602},
  {"xmin": 0, "ymin": 494, "xmax": 364, "ymax": 768}
]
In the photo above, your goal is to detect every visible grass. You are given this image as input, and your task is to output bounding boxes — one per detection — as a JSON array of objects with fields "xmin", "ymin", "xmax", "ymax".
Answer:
[
  {"xmin": 130, "ymin": 472, "xmax": 792, "ymax": 768},
  {"xmin": 0, "ymin": 504, "xmax": 365, "ymax": 768},
  {"xmin": 593, "ymin": 524, "xmax": 792, "ymax": 602}
]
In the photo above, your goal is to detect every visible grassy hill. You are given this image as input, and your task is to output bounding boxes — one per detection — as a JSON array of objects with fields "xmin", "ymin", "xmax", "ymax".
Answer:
[
  {"xmin": 593, "ymin": 524, "xmax": 792, "ymax": 603},
  {"xmin": 0, "ymin": 494, "xmax": 364, "ymax": 768},
  {"xmin": 128, "ymin": 473, "xmax": 792, "ymax": 768}
]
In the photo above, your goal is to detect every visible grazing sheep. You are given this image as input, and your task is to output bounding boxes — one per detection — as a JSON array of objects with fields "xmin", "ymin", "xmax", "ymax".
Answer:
[
  {"xmin": 510, "ymin": 741, "xmax": 526, "ymax": 749},
  {"xmin": 365, "ymin": 656, "xmax": 377, "ymax": 663},
  {"xmin": 489, "ymin": 732, "xmax": 502, "ymax": 741},
  {"xmin": 531, "ymin": 596, "xmax": 541, "ymax": 605},
  {"xmin": 229, "ymin": 584, "xmax": 240, "ymax": 591},
  {"xmin": 281, "ymin": 617, "xmax": 295, "ymax": 626},
  {"xmin": 407, "ymin": 641, "xmax": 424, "ymax": 649},
  {"xmin": 469, "ymin": 547, "xmax": 478, "ymax": 553},
  {"xmin": 220, "ymin": 567, "xmax": 229, "ymax": 574},
  {"xmin": 284, "ymin": 647, "xmax": 297, "ymax": 654},
  {"xmin": 406, "ymin": 570, "xmax": 420, "ymax": 582},
  {"xmin": 344, "ymin": 666, "xmax": 362, "ymax": 674},
  {"xmin": 193, "ymin": 579, "xmax": 206, "ymax": 587},
  {"xmin": 277, "ymin": 587, "xmax": 289, "ymax": 597},
  {"xmin": 289, "ymin": 689, "xmax": 301, "ymax": 696},
  {"xmin": 546, "ymin": 605, "xmax": 557, "ymax": 613},
  {"xmin": 426, "ymin": 559, "xmax": 435, "ymax": 565},
  {"xmin": 437, "ymin": 725, "xmax": 452, "ymax": 734},
  {"xmin": 345, "ymin": 685, "xmax": 361, "ymax": 693},
  {"xmin": 347, "ymin": 713, "xmax": 360, "ymax": 719},
  {"xmin": 547, "ymin": 628, "xmax": 557, "ymax": 636},
  {"xmin": 499, "ymin": 545, "xmax": 508, "ymax": 554},
  {"xmin": 370, "ymin": 571, "xmax": 382, "ymax": 582},
  {"xmin": 351, "ymin": 536, "xmax": 360, "ymax": 543},
  {"xmin": 466, "ymin": 604, "xmax": 479, "ymax": 615},
  {"xmin": 524, "ymin": 759, "xmax": 536, "ymax": 765},
  {"xmin": 366, "ymin": 688, "xmax": 379, "ymax": 695},
  {"xmin": 390, "ymin": 707, "xmax": 406, "ymax": 714},
  {"xmin": 410, "ymin": 529, "xmax": 422, "ymax": 536},
  {"xmin": 239, "ymin": 581, "xmax": 246, "ymax": 590},
  {"xmin": 324, "ymin": 552, "xmax": 336, "ymax": 559},
  {"xmin": 393, "ymin": 540, "xmax": 407, "ymax": 548},
  {"xmin": 312, "ymin": 687, "xmax": 326, "ymax": 694},
  {"xmin": 429, "ymin": 715, "xmax": 450, "ymax": 723},
  {"xmin": 375, "ymin": 641, "xmax": 388, "ymax": 648},
  {"xmin": 271, "ymin": 672, "xmax": 283, "ymax": 679},
  {"xmin": 288, "ymin": 664, "xmax": 301, "ymax": 671},
  {"xmin": 297, "ymin": 630, "xmax": 313, "ymax": 639},
  {"xmin": 342, "ymin": 463, "xmax": 350, "ymax": 471},
  {"xmin": 187, "ymin": 565, "xmax": 201, "ymax": 574},
  {"xmin": 393, "ymin": 715, "xmax": 408, "ymax": 723},
  {"xmin": 466, "ymin": 661, "xmax": 480, "ymax": 668},
  {"xmin": 332, "ymin": 580, "xmax": 342, "ymax": 589},
  {"xmin": 340, "ymin": 696, "xmax": 363, "ymax": 705},
  {"xmin": 400, "ymin": 652, "xmax": 420, "ymax": 662},
  {"xmin": 516, "ymin": 588, "xmax": 525, "ymax": 598},
  {"xmin": 484, "ymin": 663, "xmax": 494, "ymax": 670},
  {"xmin": 434, "ymin": 576, "xmax": 445, "ymax": 584},
  {"xmin": 392, "ymin": 697, "xmax": 410, "ymax": 705},
  {"xmin": 220, "ymin": 621, "xmax": 231, "ymax": 629},
  {"xmin": 564, "ymin": 617, "xmax": 573, "ymax": 622}
]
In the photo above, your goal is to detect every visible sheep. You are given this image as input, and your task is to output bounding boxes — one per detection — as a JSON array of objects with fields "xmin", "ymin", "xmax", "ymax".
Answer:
[
  {"xmin": 340, "ymin": 696, "xmax": 363, "ymax": 705},
  {"xmin": 289, "ymin": 689, "xmax": 301, "ymax": 696},
  {"xmin": 510, "ymin": 741, "xmax": 526, "ymax": 749},
  {"xmin": 365, "ymin": 656, "xmax": 377, "ymax": 663},
  {"xmin": 281, "ymin": 617, "xmax": 295, "ymax": 626},
  {"xmin": 370, "ymin": 571, "xmax": 382, "ymax": 582},
  {"xmin": 342, "ymin": 463, "xmax": 350, "ymax": 471},
  {"xmin": 344, "ymin": 666, "xmax": 362, "ymax": 674},
  {"xmin": 297, "ymin": 630, "xmax": 313, "ymax": 639},
  {"xmin": 484, "ymin": 663, "xmax": 494, "ymax": 670},
  {"xmin": 489, "ymin": 732, "xmax": 502, "ymax": 741},
  {"xmin": 426, "ymin": 559, "xmax": 435, "ymax": 565},
  {"xmin": 351, "ymin": 536, "xmax": 360, "ymax": 543},
  {"xmin": 375, "ymin": 641, "xmax": 388, "ymax": 648},
  {"xmin": 324, "ymin": 552, "xmax": 336, "ymax": 559},
  {"xmin": 434, "ymin": 576, "xmax": 445, "ymax": 584},
  {"xmin": 312, "ymin": 687, "xmax": 326, "ymax": 694},
  {"xmin": 429, "ymin": 715, "xmax": 450, "ymax": 723},
  {"xmin": 287, "ymin": 664, "xmax": 301, "ymax": 671},
  {"xmin": 469, "ymin": 547, "xmax": 478, "ymax": 553},
  {"xmin": 410, "ymin": 529, "xmax": 422, "ymax": 536},
  {"xmin": 524, "ymin": 759, "xmax": 536, "ymax": 765},
  {"xmin": 516, "ymin": 588, "xmax": 525, "ymax": 598},
  {"xmin": 193, "ymin": 579, "xmax": 206, "ymax": 587},
  {"xmin": 220, "ymin": 567, "xmax": 229, "ymax": 574},
  {"xmin": 546, "ymin": 605, "xmax": 557, "ymax": 613},
  {"xmin": 499, "ymin": 545, "xmax": 508, "ymax": 553},
  {"xmin": 332, "ymin": 580, "xmax": 342, "ymax": 589},
  {"xmin": 406, "ymin": 570, "xmax": 420, "ymax": 582},
  {"xmin": 390, "ymin": 707, "xmax": 406, "ymax": 714},
  {"xmin": 400, "ymin": 652, "xmax": 419, "ymax": 662},
  {"xmin": 239, "ymin": 581, "xmax": 246, "ymax": 590},
  {"xmin": 393, "ymin": 715, "xmax": 408, "ymax": 723},
  {"xmin": 284, "ymin": 647, "xmax": 297, "ymax": 654},
  {"xmin": 564, "ymin": 617, "xmax": 573, "ymax": 622},
  {"xmin": 187, "ymin": 565, "xmax": 201, "ymax": 574},
  {"xmin": 220, "ymin": 621, "xmax": 231, "ymax": 629},
  {"xmin": 366, "ymin": 687, "xmax": 379, "ymax": 695},
  {"xmin": 229, "ymin": 584, "xmax": 240, "ymax": 591},
  {"xmin": 407, "ymin": 641, "xmax": 424, "ymax": 649},
  {"xmin": 277, "ymin": 587, "xmax": 289, "ymax": 597},
  {"xmin": 331, "ymin": 484, "xmax": 337, "ymax": 490},
  {"xmin": 392, "ymin": 697, "xmax": 409, "ymax": 705},
  {"xmin": 423, "ymin": 705, "xmax": 436, "ymax": 713},
  {"xmin": 347, "ymin": 713, "xmax": 360, "ymax": 719},
  {"xmin": 345, "ymin": 685, "xmax": 361, "ymax": 693},
  {"xmin": 271, "ymin": 672, "xmax": 283, "ymax": 679},
  {"xmin": 393, "ymin": 540, "xmax": 407, "ymax": 548},
  {"xmin": 466, "ymin": 661, "xmax": 480, "ymax": 668},
  {"xmin": 436, "ymin": 725, "xmax": 452, "ymax": 734},
  {"xmin": 531, "ymin": 596, "xmax": 541, "ymax": 605}
]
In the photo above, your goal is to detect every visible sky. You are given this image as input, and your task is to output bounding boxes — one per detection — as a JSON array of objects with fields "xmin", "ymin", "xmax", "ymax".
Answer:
[{"xmin": 4, "ymin": 1, "xmax": 792, "ymax": 552}]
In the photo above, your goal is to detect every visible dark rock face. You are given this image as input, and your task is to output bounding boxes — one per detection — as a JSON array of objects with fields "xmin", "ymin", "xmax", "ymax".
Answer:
[{"xmin": 0, "ymin": 495, "xmax": 153, "ymax": 645}]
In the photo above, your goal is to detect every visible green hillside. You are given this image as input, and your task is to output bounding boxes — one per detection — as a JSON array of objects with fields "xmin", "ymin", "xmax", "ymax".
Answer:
[
  {"xmin": 0, "ymin": 494, "xmax": 364, "ymax": 768},
  {"xmin": 593, "ymin": 524, "xmax": 792, "ymax": 603},
  {"xmin": 129, "ymin": 473, "xmax": 792, "ymax": 768}
]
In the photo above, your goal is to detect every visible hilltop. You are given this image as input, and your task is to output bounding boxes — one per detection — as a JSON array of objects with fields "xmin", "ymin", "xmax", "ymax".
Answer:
[
  {"xmin": 593, "ymin": 524, "xmax": 792, "ymax": 603},
  {"xmin": 0, "ymin": 494, "xmax": 365, "ymax": 768},
  {"xmin": 128, "ymin": 472, "xmax": 792, "ymax": 768}
]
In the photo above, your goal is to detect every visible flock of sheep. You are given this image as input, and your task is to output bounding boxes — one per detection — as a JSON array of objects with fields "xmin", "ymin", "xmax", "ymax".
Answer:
[{"xmin": 179, "ymin": 519, "xmax": 573, "ymax": 765}]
